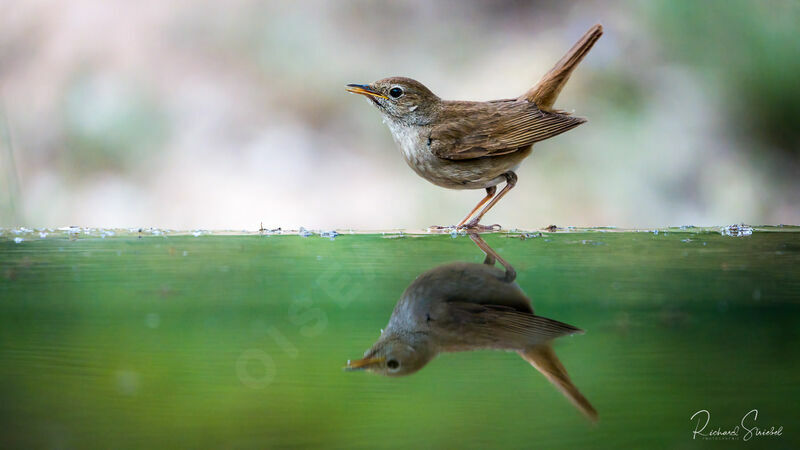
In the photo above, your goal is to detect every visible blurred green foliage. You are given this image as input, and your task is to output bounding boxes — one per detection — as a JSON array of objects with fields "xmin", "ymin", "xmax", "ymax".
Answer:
[
  {"xmin": 62, "ymin": 73, "xmax": 168, "ymax": 175},
  {"xmin": 650, "ymin": 0, "xmax": 800, "ymax": 153}
]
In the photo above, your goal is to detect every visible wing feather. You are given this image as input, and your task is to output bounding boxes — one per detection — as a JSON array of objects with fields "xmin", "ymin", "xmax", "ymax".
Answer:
[{"xmin": 430, "ymin": 100, "xmax": 585, "ymax": 161}]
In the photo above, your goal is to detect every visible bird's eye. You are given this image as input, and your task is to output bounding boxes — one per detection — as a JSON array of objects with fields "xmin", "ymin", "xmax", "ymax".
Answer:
[
  {"xmin": 387, "ymin": 359, "xmax": 400, "ymax": 370},
  {"xmin": 389, "ymin": 87, "xmax": 403, "ymax": 98}
]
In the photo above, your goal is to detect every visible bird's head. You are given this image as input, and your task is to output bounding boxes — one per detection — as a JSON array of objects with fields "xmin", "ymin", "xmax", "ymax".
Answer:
[
  {"xmin": 344, "ymin": 335, "xmax": 434, "ymax": 377},
  {"xmin": 346, "ymin": 77, "xmax": 440, "ymax": 126}
]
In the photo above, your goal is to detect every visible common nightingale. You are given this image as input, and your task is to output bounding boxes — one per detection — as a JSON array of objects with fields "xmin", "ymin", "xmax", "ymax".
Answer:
[
  {"xmin": 345, "ymin": 233, "xmax": 597, "ymax": 421},
  {"xmin": 347, "ymin": 24, "xmax": 603, "ymax": 230}
]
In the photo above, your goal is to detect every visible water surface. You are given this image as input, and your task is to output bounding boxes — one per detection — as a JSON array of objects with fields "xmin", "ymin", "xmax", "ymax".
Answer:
[{"xmin": 1, "ymin": 228, "xmax": 798, "ymax": 448}]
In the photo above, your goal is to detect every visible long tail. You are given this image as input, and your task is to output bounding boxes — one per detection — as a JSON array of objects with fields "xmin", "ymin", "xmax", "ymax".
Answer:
[
  {"xmin": 519, "ymin": 345, "xmax": 598, "ymax": 422},
  {"xmin": 519, "ymin": 24, "xmax": 603, "ymax": 111}
]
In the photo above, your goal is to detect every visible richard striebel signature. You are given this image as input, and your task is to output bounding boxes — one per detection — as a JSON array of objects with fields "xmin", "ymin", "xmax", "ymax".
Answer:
[{"xmin": 690, "ymin": 409, "xmax": 783, "ymax": 441}]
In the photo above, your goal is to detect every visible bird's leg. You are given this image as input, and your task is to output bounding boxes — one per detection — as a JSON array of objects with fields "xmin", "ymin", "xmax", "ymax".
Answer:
[
  {"xmin": 461, "ymin": 172, "xmax": 517, "ymax": 230},
  {"xmin": 469, "ymin": 232, "xmax": 516, "ymax": 282},
  {"xmin": 457, "ymin": 186, "xmax": 497, "ymax": 227}
]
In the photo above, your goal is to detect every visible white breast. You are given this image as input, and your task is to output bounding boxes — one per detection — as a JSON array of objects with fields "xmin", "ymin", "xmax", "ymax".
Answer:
[{"xmin": 384, "ymin": 119, "xmax": 425, "ymax": 163}]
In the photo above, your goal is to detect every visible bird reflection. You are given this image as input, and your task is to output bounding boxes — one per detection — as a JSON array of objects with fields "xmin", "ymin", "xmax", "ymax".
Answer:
[{"xmin": 345, "ymin": 233, "xmax": 597, "ymax": 421}]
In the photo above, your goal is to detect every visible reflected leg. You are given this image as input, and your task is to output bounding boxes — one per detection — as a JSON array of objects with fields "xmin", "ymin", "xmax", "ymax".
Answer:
[{"xmin": 469, "ymin": 232, "xmax": 516, "ymax": 282}]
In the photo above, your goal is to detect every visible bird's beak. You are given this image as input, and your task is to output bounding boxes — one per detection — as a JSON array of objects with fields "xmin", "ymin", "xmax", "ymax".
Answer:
[
  {"xmin": 345, "ymin": 84, "xmax": 388, "ymax": 100},
  {"xmin": 343, "ymin": 355, "xmax": 385, "ymax": 371}
]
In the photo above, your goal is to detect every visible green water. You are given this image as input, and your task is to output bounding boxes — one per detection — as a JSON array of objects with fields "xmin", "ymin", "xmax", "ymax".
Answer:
[{"xmin": 1, "ymin": 229, "xmax": 799, "ymax": 449}]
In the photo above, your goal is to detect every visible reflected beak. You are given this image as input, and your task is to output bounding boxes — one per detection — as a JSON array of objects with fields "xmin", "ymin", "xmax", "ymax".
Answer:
[
  {"xmin": 344, "ymin": 355, "xmax": 385, "ymax": 371},
  {"xmin": 345, "ymin": 84, "xmax": 388, "ymax": 100}
]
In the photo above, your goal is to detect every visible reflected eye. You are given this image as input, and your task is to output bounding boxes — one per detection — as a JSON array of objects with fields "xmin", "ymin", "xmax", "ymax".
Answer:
[
  {"xmin": 389, "ymin": 87, "xmax": 403, "ymax": 98},
  {"xmin": 387, "ymin": 359, "xmax": 400, "ymax": 369}
]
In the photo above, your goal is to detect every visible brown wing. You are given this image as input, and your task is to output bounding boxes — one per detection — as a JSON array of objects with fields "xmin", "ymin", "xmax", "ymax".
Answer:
[
  {"xmin": 429, "ymin": 100, "xmax": 586, "ymax": 161},
  {"xmin": 439, "ymin": 301, "xmax": 583, "ymax": 344}
]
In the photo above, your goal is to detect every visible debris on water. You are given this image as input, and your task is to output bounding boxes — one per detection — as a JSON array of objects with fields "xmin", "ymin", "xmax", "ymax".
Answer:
[
  {"xmin": 259, "ymin": 226, "xmax": 282, "ymax": 236},
  {"xmin": 520, "ymin": 232, "xmax": 543, "ymax": 240},
  {"xmin": 39, "ymin": 232, "xmax": 48, "ymax": 239},
  {"xmin": 58, "ymin": 226, "xmax": 81, "ymax": 236},
  {"xmin": 681, "ymin": 239, "xmax": 691, "ymax": 243},
  {"xmin": 299, "ymin": 227, "xmax": 313, "ymax": 237},
  {"xmin": 721, "ymin": 224, "xmax": 753, "ymax": 237},
  {"xmin": 320, "ymin": 230, "xmax": 338, "ymax": 240},
  {"xmin": 653, "ymin": 230, "xmax": 659, "ymax": 235},
  {"xmin": 191, "ymin": 230, "xmax": 207, "ymax": 237},
  {"xmin": 449, "ymin": 228, "xmax": 468, "ymax": 238},
  {"xmin": 13, "ymin": 237, "xmax": 24, "ymax": 244},
  {"xmin": 545, "ymin": 225, "xmax": 559, "ymax": 232}
]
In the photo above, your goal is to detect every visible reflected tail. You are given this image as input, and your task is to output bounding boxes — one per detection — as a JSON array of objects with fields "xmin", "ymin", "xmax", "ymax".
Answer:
[{"xmin": 519, "ymin": 345, "xmax": 598, "ymax": 422}]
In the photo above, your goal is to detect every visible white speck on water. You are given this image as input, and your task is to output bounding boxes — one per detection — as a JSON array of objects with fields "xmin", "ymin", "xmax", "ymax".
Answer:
[
  {"xmin": 320, "ymin": 230, "xmax": 338, "ymax": 240},
  {"xmin": 182, "ymin": 251, "xmax": 188, "ymax": 257},
  {"xmin": 115, "ymin": 370, "xmax": 141, "ymax": 396},
  {"xmin": 380, "ymin": 329, "xmax": 384, "ymax": 335},
  {"xmin": 191, "ymin": 230, "xmax": 203, "ymax": 237},
  {"xmin": 316, "ymin": 255, "xmax": 323, "ymax": 261},
  {"xmin": 145, "ymin": 313, "xmax": 160, "ymax": 329},
  {"xmin": 13, "ymin": 237, "xmax": 23, "ymax": 244},
  {"xmin": 681, "ymin": 239, "xmax": 691, "ymax": 243},
  {"xmin": 653, "ymin": 230, "xmax": 659, "ymax": 235},
  {"xmin": 39, "ymin": 232, "xmax": 48, "ymax": 239},
  {"xmin": 299, "ymin": 227, "xmax": 313, "ymax": 237}
]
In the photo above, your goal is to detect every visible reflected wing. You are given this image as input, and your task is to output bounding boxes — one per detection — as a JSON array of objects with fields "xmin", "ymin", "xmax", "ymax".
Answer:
[
  {"xmin": 429, "ymin": 100, "xmax": 586, "ymax": 160},
  {"xmin": 444, "ymin": 302, "xmax": 582, "ymax": 344}
]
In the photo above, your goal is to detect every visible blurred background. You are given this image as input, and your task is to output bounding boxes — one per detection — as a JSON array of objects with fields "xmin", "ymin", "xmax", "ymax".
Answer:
[{"xmin": 1, "ymin": 0, "xmax": 798, "ymax": 230}]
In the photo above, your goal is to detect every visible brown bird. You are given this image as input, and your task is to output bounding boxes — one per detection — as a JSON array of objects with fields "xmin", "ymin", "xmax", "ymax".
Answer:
[
  {"xmin": 347, "ymin": 24, "xmax": 603, "ymax": 230},
  {"xmin": 345, "ymin": 233, "xmax": 598, "ymax": 421}
]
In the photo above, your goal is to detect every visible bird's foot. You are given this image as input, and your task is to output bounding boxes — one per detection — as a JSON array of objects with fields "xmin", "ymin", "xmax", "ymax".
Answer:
[{"xmin": 458, "ymin": 219, "xmax": 501, "ymax": 232}]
